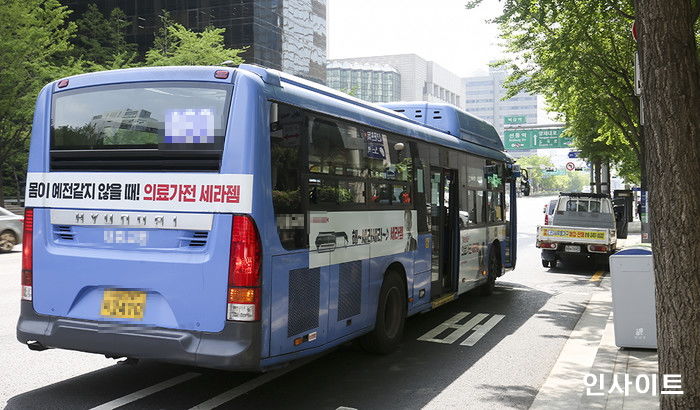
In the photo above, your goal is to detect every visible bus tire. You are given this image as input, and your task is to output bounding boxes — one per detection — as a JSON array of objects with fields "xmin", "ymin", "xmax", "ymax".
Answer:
[
  {"xmin": 480, "ymin": 246, "xmax": 500, "ymax": 296},
  {"xmin": 360, "ymin": 271, "xmax": 406, "ymax": 354},
  {"xmin": 542, "ymin": 259, "xmax": 549, "ymax": 268}
]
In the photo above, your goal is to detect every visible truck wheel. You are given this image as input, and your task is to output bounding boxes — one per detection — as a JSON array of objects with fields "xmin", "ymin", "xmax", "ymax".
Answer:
[
  {"xmin": 361, "ymin": 271, "xmax": 406, "ymax": 354},
  {"xmin": 550, "ymin": 259, "xmax": 558, "ymax": 269},
  {"xmin": 542, "ymin": 260, "xmax": 549, "ymax": 268}
]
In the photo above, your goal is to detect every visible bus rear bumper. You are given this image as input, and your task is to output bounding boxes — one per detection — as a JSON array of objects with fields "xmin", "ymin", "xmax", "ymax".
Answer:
[{"xmin": 16, "ymin": 301, "xmax": 261, "ymax": 371}]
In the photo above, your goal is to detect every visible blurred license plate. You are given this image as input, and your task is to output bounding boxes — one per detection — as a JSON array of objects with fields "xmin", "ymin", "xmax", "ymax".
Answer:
[
  {"xmin": 565, "ymin": 245, "xmax": 580, "ymax": 253},
  {"xmin": 100, "ymin": 290, "xmax": 146, "ymax": 319}
]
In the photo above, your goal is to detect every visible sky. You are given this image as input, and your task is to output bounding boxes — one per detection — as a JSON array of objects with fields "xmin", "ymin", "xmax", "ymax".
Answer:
[{"xmin": 327, "ymin": 0, "xmax": 506, "ymax": 77}]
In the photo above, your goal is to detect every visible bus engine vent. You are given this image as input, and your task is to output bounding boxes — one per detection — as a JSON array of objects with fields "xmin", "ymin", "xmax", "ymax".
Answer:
[
  {"xmin": 53, "ymin": 225, "xmax": 75, "ymax": 241},
  {"xmin": 338, "ymin": 261, "xmax": 362, "ymax": 321},
  {"xmin": 183, "ymin": 231, "xmax": 209, "ymax": 247},
  {"xmin": 287, "ymin": 267, "xmax": 320, "ymax": 337}
]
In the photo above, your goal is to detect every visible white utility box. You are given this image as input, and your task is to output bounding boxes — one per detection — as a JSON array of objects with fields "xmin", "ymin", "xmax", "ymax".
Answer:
[{"xmin": 609, "ymin": 245, "xmax": 657, "ymax": 349}]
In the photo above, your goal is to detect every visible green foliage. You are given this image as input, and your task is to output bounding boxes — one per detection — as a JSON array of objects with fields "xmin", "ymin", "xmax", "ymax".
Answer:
[
  {"xmin": 145, "ymin": 23, "xmax": 245, "ymax": 66},
  {"xmin": 71, "ymin": 4, "xmax": 137, "ymax": 68},
  {"xmin": 0, "ymin": 0, "xmax": 78, "ymax": 204},
  {"xmin": 487, "ymin": 0, "xmax": 643, "ymax": 182},
  {"xmin": 152, "ymin": 11, "xmax": 177, "ymax": 56},
  {"xmin": 516, "ymin": 155, "xmax": 589, "ymax": 193}
]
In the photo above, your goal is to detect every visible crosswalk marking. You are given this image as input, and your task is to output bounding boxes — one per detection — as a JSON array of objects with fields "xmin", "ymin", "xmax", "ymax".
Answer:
[
  {"xmin": 417, "ymin": 312, "xmax": 503, "ymax": 346},
  {"xmin": 460, "ymin": 314, "xmax": 505, "ymax": 346}
]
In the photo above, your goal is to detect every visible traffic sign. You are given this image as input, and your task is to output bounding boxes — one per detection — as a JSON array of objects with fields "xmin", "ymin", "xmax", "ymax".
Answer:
[
  {"xmin": 568, "ymin": 151, "xmax": 581, "ymax": 158},
  {"xmin": 504, "ymin": 128, "xmax": 572, "ymax": 150},
  {"xmin": 504, "ymin": 115, "xmax": 526, "ymax": 125},
  {"xmin": 566, "ymin": 162, "xmax": 575, "ymax": 171}
]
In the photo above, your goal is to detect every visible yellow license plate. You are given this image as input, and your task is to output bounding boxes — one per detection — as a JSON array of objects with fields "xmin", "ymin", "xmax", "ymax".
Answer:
[{"xmin": 100, "ymin": 290, "xmax": 146, "ymax": 319}]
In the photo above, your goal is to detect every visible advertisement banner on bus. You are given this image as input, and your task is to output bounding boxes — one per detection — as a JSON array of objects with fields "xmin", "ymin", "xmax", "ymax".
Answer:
[{"xmin": 24, "ymin": 172, "xmax": 254, "ymax": 213}]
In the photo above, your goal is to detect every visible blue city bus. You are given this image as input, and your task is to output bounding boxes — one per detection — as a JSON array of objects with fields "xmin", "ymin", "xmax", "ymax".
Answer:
[{"xmin": 17, "ymin": 64, "xmax": 519, "ymax": 371}]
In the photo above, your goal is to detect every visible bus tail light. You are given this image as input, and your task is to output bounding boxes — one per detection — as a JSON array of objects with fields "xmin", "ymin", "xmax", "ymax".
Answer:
[
  {"xmin": 21, "ymin": 208, "xmax": 34, "ymax": 301},
  {"xmin": 588, "ymin": 245, "xmax": 610, "ymax": 253},
  {"xmin": 537, "ymin": 241, "xmax": 557, "ymax": 250},
  {"xmin": 227, "ymin": 215, "xmax": 261, "ymax": 321}
]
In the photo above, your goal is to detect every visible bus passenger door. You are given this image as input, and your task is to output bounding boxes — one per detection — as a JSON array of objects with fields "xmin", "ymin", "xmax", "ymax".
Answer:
[{"xmin": 430, "ymin": 168, "xmax": 458, "ymax": 298}]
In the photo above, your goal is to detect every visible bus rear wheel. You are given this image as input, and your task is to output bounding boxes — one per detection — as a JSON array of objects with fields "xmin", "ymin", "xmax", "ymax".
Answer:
[{"xmin": 360, "ymin": 271, "xmax": 406, "ymax": 354}]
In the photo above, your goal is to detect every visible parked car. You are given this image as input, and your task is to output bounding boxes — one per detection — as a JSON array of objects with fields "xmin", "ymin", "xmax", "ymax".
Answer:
[
  {"xmin": 544, "ymin": 199, "xmax": 558, "ymax": 225},
  {"xmin": 0, "ymin": 207, "xmax": 23, "ymax": 252}
]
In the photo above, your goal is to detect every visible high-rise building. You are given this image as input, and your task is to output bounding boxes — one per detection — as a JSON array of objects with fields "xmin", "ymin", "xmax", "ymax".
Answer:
[
  {"xmin": 464, "ymin": 66, "xmax": 539, "ymax": 140},
  {"xmin": 63, "ymin": 0, "xmax": 327, "ymax": 83},
  {"xmin": 326, "ymin": 61, "xmax": 401, "ymax": 102},
  {"xmin": 329, "ymin": 54, "xmax": 465, "ymax": 109}
]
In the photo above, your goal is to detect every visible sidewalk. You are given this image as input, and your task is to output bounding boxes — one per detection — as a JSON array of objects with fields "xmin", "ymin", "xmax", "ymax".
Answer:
[{"xmin": 530, "ymin": 232, "xmax": 660, "ymax": 409}]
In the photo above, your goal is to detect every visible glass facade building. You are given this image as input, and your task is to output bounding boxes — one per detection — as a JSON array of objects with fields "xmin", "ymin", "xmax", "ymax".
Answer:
[
  {"xmin": 326, "ymin": 61, "xmax": 401, "ymax": 103},
  {"xmin": 64, "ymin": 0, "xmax": 327, "ymax": 83}
]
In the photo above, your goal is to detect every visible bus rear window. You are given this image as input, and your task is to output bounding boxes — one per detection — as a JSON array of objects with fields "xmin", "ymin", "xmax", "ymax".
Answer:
[{"xmin": 50, "ymin": 82, "xmax": 231, "ymax": 171}]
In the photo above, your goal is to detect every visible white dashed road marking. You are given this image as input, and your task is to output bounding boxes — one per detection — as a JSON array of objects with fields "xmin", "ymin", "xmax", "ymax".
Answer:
[
  {"xmin": 90, "ymin": 372, "xmax": 200, "ymax": 410},
  {"xmin": 189, "ymin": 358, "xmax": 313, "ymax": 410}
]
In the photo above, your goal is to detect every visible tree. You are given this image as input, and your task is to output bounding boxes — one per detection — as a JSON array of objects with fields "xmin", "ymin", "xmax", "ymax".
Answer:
[
  {"xmin": 513, "ymin": 155, "xmax": 553, "ymax": 193},
  {"xmin": 145, "ymin": 23, "xmax": 245, "ymax": 66},
  {"xmin": 478, "ymin": 1, "xmax": 642, "ymax": 183},
  {"xmin": 0, "ymin": 0, "xmax": 78, "ymax": 207},
  {"xmin": 71, "ymin": 4, "xmax": 138, "ymax": 68},
  {"xmin": 634, "ymin": 0, "xmax": 700, "ymax": 407}
]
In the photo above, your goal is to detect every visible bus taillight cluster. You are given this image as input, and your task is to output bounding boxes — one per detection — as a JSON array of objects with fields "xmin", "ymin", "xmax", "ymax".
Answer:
[
  {"xmin": 21, "ymin": 208, "xmax": 34, "ymax": 301},
  {"xmin": 227, "ymin": 215, "xmax": 261, "ymax": 321}
]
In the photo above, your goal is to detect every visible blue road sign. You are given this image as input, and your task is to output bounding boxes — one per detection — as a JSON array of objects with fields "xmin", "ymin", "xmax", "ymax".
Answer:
[{"xmin": 568, "ymin": 151, "xmax": 581, "ymax": 158}]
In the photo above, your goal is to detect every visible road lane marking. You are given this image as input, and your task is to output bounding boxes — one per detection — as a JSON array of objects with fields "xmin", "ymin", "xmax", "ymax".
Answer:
[
  {"xmin": 90, "ymin": 372, "xmax": 200, "ymax": 410},
  {"xmin": 460, "ymin": 314, "xmax": 505, "ymax": 346},
  {"xmin": 590, "ymin": 271, "xmax": 605, "ymax": 282},
  {"xmin": 417, "ymin": 312, "xmax": 502, "ymax": 345},
  {"xmin": 189, "ymin": 358, "xmax": 312, "ymax": 410}
]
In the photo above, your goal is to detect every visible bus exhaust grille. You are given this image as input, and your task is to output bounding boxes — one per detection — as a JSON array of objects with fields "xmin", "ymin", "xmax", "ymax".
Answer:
[
  {"xmin": 287, "ymin": 267, "xmax": 320, "ymax": 337},
  {"xmin": 338, "ymin": 261, "xmax": 362, "ymax": 321},
  {"xmin": 53, "ymin": 225, "xmax": 75, "ymax": 241}
]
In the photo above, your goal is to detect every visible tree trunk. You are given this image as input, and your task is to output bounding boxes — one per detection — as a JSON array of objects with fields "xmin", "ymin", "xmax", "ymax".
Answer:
[
  {"xmin": 635, "ymin": 0, "xmax": 700, "ymax": 407},
  {"xmin": 594, "ymin": 160, "xmax": 602, "ymax": 193}
]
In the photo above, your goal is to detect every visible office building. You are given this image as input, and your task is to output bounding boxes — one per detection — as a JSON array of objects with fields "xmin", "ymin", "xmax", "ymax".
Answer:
[
  {"xmin": 330, "ymin": 54, "xmax": 465, "ymax": 109},
  {"xmin": 464, "ymin": 66, "xmax": 539, "ymax": 142},
  {"xmin": 326, "ymin": 61, "xmax": 401, "ymax": 102},
  {"xmin": 64, "ymin": 0, "xmax": 327, "ymax": 83}
]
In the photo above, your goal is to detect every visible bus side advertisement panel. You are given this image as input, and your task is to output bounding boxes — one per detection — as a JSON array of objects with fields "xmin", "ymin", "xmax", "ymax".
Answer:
[{"xmin": 309, "ymin": 210, "xmax": 418, "ymax": 269}]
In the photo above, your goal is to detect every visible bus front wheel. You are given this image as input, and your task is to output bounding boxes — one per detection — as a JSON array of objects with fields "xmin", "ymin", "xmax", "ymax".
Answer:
[
  {"xmin": 361, "ymin": 271, "xmax": 406, "ymax": 354},
  {"xmin": 481, "ymin": 247, "xmax": 500, "ymax": 296}
]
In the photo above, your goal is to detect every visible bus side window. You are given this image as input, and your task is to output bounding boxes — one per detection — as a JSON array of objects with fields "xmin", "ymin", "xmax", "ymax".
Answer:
[{"xmin": 270, "ymin": 103, "xmax": 307, "ymax": 250}]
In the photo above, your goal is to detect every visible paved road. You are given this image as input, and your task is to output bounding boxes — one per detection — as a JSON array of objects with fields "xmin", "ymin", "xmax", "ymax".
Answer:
[{"xmin": 1, "ymin": 196, "xmax": 607, "ymax": 409}]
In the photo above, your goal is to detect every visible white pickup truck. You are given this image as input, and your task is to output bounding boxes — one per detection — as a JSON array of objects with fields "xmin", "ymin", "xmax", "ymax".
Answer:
[{"xmin": 536, "ymin": 193, "xmax": 617, "ymax": 268}]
